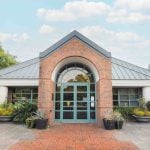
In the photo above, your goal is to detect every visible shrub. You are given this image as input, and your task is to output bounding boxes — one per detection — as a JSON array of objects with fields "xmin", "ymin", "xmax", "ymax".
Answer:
[
  {"xmin": 13, "ymin": 101, "xmax": 37, "ymax": 123},
  {"xmin": 146, "ymin": 101, "xmax": 150, "ymax": 111},
  {"xmin": 113, "ymin": 110, "xmax": 124, "ymax": 121},
  {"xmin": 0, "ymin": 102, "xmax": 14, "ymax": 116},
  {"xmin": 133, "ymin": 108, "xmax": 145, "ymax": 116},
  {"xmin": 113, "ymin": 107, "xmax": 134, "ymax": 119},
  {"xmin": 145, "ymin": 111, "xmax": 150, "ymax": 117}
]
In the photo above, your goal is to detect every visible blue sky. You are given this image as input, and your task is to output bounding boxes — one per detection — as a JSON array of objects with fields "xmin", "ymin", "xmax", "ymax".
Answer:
[{"xmin": 0, "ymin": 0, "xmax": 150, "ymax": 68}]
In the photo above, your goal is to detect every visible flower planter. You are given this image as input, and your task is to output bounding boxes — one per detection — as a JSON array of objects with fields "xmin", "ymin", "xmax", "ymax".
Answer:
[
  {"xmin": 0, "ymin": 116, "xmax": 13, "ymax": 122},
  {"xmin": 35, "ymin": 119, "xmax": 48, "ymax": 129},
  {"xmin": 115, "ymin": 120, "xmax": 123, "ymax": 129},
  {"xmin": 103, "ymin": 118, "xmax": 115, "ymax": 130},
  {"xmin": 132, "ymin": 115, "xmax": 150, "ymax": 122}
]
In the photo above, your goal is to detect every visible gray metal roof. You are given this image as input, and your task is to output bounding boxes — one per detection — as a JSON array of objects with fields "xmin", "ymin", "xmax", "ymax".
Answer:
[
  {"xmin": 112, "ymin": 57, "xmax": 150, "ymax": 80},
  {"xmin": 0, "ymin": 56, "xmax": 150, "ymax": 80},
  {"xmin": 0, "ymin": 58, "xmax": 39, "ymax": 79},
  {"xmin": 40, "ymin": 30, "xmax": 111, "ymax": 58}
]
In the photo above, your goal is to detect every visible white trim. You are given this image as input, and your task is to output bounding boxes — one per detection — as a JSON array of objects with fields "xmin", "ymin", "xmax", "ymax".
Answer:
[
  {"xmin": 51, "ymin": 57, "xmax": 99, "ymax": 82},
  {"xmin": 0, "ymin": 79, "xmax": 39, "ymax": 86},
  {"xmin": 1, "ymin": 79, "xmax": 150, "ymax": 87},
  {"xmin": 112, "ymin": 80, "xmax": 150, "ymax": 87}
]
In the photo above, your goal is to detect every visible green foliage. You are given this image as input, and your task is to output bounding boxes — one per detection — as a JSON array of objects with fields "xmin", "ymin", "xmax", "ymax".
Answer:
[
  {"xmin": 0, "ymin": 102, "xmax": 14, "ymax": 116},
  {"xmin": 133, "ymin": 108, "xmax": 145, "ymax": 116},
  {"xmin": 13, "ymin": 101, "xmax": 37, "ymax": 123},
  {"xmin": 138, "ymin": 97, "xmax": 146, "ymax": 110},
  {"xmin": 113, "ymin": 107, "xmax": 134, "ymax": 119},
  {"xmin": 113, "ymin": 110, "xmax": 124, "ymax": 121},
  {"xmin": 145, "ymin": 111, "xmax": 150, "ymax": 117},
  {"xmin": 146, "ymin": 101, "xmax": 150, "ymax": 111},
  {"xmin": 26, "ymin": 116, "xmax": 39, "ymax": 128},
  {"xmin": 132, "ymin": 108, "xmax": 150, "ymax": 117},
  {"xmin": 0, "ymin": 46, "xmax": 17, "ymax": 69}
]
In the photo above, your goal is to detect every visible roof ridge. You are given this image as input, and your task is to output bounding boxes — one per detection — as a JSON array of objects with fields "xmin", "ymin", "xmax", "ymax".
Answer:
[
  {"xmin": 40, "ymin": 30, "xmax": 111, "ymax": 58},
  {"xmin": 0, "ymin": 57, "xmax": 39, "ymax": 77},
  {"xmin": 112, "ymin": 57, "xmax": 150, "ymax": 78}
]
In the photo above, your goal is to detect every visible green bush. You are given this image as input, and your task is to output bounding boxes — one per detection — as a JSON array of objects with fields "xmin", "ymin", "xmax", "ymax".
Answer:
[
  {"xmin": 113, "ymin": 107, "xmax": 134, "ymax": 119},
  {"xmin": 132, "ymin": 108, "xmax": 145, "ymax": 116},
  {"xmin": 146, "ymin": 101, "xmax": 150, "ymax": 111},
  {"xmin": 145, "ymin": 111, "xmax": 150, "ymax": 117},
  {"xmin": 13, "ymin": 101, "xmax": 37, "ymax": 123},
  {"xmin": 0, "ymin": 102, "xmax": 14, "ymax": 116}
]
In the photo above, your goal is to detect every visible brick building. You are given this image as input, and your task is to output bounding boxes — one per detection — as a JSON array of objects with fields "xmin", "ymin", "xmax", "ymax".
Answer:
[{"xmin": 0, "ymin": 31, "xmax": 150, "ymax": 126}]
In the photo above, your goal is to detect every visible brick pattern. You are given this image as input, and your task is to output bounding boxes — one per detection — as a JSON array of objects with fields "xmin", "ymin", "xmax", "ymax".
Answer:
[
  {"xmin": 10, "ymin": 124, "xmax": 138, "ymax": 150},
  {"xmin": 38, "ymin": 38, "xmax": 113, "ymax": 126}
]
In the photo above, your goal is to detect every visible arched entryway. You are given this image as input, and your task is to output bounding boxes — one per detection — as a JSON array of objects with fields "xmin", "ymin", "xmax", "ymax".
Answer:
[{"xmin": 55, "ymin": 62, "xmax": 96, "ymax": 123}]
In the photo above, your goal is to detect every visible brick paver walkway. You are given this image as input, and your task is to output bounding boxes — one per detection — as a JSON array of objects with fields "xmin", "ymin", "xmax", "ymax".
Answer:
[{"xmin": 10, "ymin": 124, "xmax": 138, "ymax": 150}]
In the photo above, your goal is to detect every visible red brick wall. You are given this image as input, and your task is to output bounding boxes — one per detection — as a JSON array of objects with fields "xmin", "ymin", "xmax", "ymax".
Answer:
[{"xmin": 38, "ymin": 37, "xmax": 112, "ymax": 126}]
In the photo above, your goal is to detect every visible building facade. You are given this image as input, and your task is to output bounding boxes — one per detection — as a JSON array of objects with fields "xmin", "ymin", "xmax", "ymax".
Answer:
[{"xmin": 0, "ymin": 31, "xmax": 150, "ymax": 126}]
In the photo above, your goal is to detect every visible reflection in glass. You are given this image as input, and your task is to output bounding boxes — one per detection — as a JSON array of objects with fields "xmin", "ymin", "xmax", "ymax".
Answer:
[
  {"xmin": 63, "ymin": 112, "xmax": 73, "ymax": 119},
  {"xmin": 77, "ymin": 112, "xmax": 87, "ymax": 119}
]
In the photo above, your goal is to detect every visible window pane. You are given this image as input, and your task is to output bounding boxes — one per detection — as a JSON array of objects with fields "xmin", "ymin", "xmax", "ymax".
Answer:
[
  {"xmin": 130, "ymin": 101, "xmax": 139, "ymax": 107},
  {"xmin": 56, "ymin": 93, "xmax": 60, "ymax": 101},
  {"xmin": 120, "ymin": 89, "xmax": 128, "ymax": 95},
  {"xmin": 55, "ymin": 102, "xmax": 60, "ymax": 110},
  {"xmin": 113, "ymin": 101, "xmax": 118, "ymax": 106},
  {"xmin": 63, "ymin": 112, "xmax": 73, "ymax": 119},
  {"xmin": 63, "ymin": 86, "xmax": 73, "ymax": 92},
  {"xmin": 77, "ymin": 86, "xmax": 87, "ymax": 92},
  {"xmin": 55, "ymin": 111, "xmax": 60, "ymax": 119},
  {"xmin": 32, "ymin": 88, "xmax": 38, "ymax": 93},
  {"xmin": 33, "ymin": 94, "xmax": 38, "ymax": 100},
  {"xmin": 113, "ymin": 95, "xmax": 118, "ymax": 100},
  {"xmin": 120, "ymin": 95, "xmax": 128, "ymax": 101},
  {"xmin": 77, "ymin": 112, "xmax": 87, "ymax": 119},
  {"xmin": 90, "ymin": 112, "xmax": 95, "ymax": 119},
  {"xmin": 22, "ymin": 88, "xmax": 30, "ymax": 93},
  {"xmin": 113, "ymin": 88, "xmax": 118, "ymax": 94},
  {"xmin": 120, "ymin": 101, "xmax": 129, "ymax": 107}
]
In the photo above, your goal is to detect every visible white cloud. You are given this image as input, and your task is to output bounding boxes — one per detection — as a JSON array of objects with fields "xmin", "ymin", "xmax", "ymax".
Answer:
[
  {"xmin": 37, "ymin": 0, "xmax": 150, "ymax": 24},
  {"xmin": 39, "ymin": 24, "xmax": 55, "ymax": 34},
  {"xmin": 107, "ymin": 9, "xmax": 150, "ymax": 23},
  {"xmin": 79, "ymin": 25, "xmax": 150, "ymax": 67},
  {"xmin": 0, "ymin": 32, "xmax": 30, "ymax": 42},
  {"xmin": 37, "ymin": 1, "xmax": 110, "ymax": 22},
  {"xmin": 79, "ymin": 25, "xmax": 143, "ymax": 43},
  {"xmin": 115, "ymin": 0, "xmax": 150, "ymax": 11}
]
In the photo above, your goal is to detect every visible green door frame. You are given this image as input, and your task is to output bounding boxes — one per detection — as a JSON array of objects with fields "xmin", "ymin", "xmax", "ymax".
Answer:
[{"xmin": 59, "ymin": 82, "xmax": 94, "ymax": 123}]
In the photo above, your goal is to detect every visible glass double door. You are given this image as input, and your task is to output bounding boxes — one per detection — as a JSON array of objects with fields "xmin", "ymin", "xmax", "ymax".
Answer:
[{"xmin": 61, "ymin": 83, "xmax": 91, "ymax": 122}]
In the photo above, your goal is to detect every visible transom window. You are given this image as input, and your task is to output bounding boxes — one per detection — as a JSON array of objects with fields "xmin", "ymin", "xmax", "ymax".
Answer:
[
  {"xmin": 113, "ymin": 88, "xmax": 142, "ymax": 107},
  {"xmin": 56, "ymin": 63, "xmax": 94, "ymax": 84}
]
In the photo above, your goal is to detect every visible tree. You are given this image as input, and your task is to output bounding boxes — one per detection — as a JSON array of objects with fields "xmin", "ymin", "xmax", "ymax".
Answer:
[{"xmin": 0, "ymin": 46, "xmax": 17, "ymax": 69}]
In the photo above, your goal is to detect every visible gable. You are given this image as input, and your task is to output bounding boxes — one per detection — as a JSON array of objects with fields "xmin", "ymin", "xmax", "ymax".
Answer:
[{"xmin": 40, "ymin": 30, "xmax": 111, "ymax": 58}]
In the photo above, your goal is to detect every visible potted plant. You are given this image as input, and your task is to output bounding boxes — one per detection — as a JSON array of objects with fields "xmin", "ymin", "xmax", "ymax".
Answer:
[
  {"xmin": 113, "ymin": 111, "xmax": 124, "ymax": 129},
  {"xmin": 26, "ymin": 115, "xmax": 39, "ymax": 128},
  {"xmin": 13, "ymin": 101, "xmax": 37, "ymax": 124},
  {"xmin": 103, "ymin": 112, "xmax": 115, "ymax": 130},
  {"xmin": 0, "ymin": 102, "xmax": 14, "ymax": 122},
  {"xmin": 34, "ymin": 110, "xmax": 48, "ymax": 129},
  {"xmin": 132, "ymin": 98, "xmax": 150, "ymax": 122}
]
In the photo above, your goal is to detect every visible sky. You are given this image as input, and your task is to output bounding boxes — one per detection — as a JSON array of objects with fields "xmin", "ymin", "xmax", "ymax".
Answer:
[{"xmin": 0, "ymin": 0, "xmax": 150, "ymax": 68}]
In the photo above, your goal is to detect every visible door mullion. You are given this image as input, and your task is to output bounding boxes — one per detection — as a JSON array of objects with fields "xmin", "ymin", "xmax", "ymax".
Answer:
[
  {"xmin": 74, "ymin": 85, "xmax": 77, "ymax": 121},
  {"xmin": 87, "ymin": 83, "xmax": 90, "ymax": 122},
  {"xmin": 60, "ymin": 84, "xmax": 63, "ymax": 122}
]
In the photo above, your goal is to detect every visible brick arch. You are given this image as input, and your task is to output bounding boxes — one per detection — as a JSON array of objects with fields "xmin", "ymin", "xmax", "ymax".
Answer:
[{"xmin": 38, "ymin": 38, "xmax": 112, "ymax": 126}]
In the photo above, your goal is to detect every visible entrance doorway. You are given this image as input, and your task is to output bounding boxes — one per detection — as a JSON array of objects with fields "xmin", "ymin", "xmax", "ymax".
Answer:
[{"xmin": 55, "ymin": 63, "xmax": 96, "ymax": 123}]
